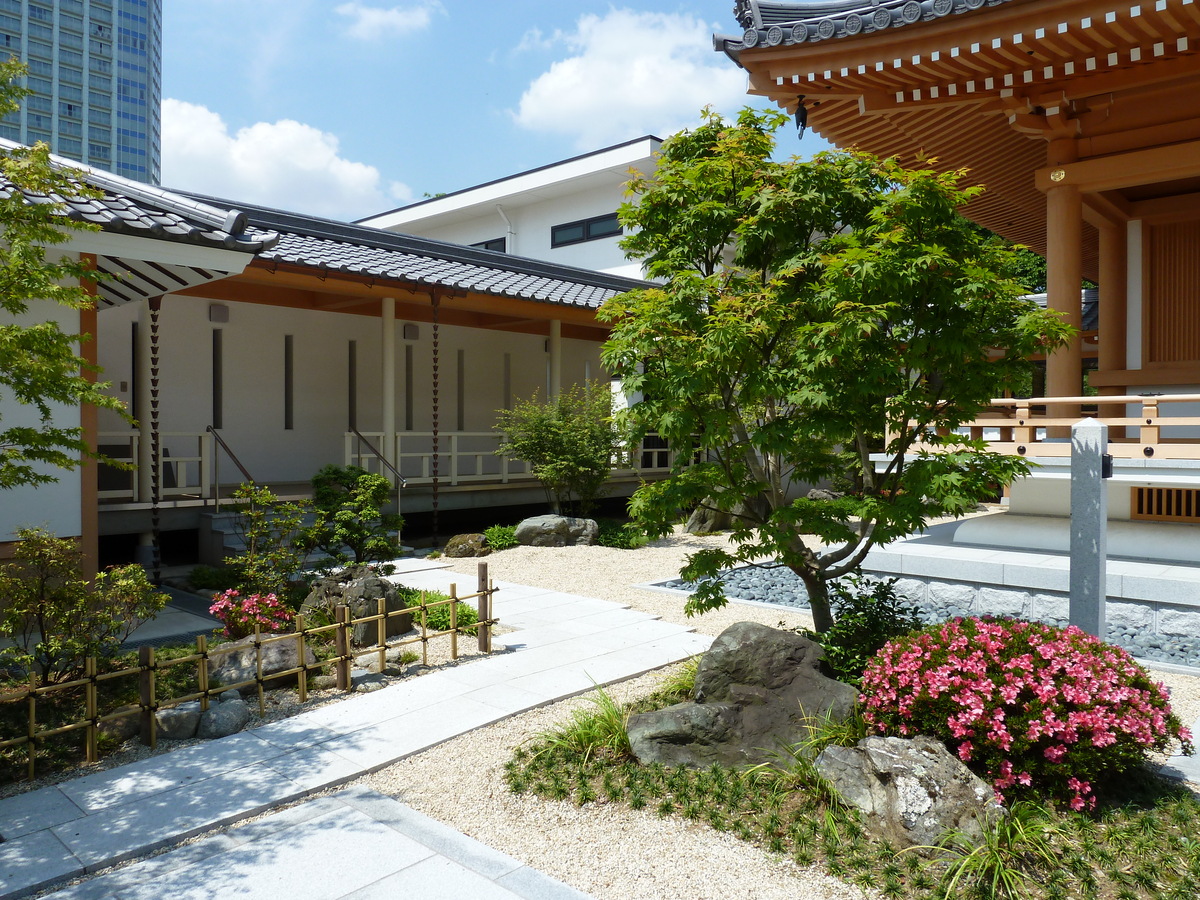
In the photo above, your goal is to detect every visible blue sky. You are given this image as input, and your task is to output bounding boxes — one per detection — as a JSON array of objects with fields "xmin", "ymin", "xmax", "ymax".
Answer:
[{"xmin": 161, "ymin": 2, "xmax": 831, "ymax": 221}]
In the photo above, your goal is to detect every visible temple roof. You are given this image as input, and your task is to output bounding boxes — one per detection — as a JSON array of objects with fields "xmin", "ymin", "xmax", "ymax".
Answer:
[{"xmin": 726, "ymin": 0, "xmax": 1014, "ymax": 51}]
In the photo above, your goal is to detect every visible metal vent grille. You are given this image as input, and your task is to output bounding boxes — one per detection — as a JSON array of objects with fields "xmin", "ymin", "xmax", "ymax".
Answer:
[{"xmin": 1131, "ymin": 487, "xmax": 1200, "ymax": 523}]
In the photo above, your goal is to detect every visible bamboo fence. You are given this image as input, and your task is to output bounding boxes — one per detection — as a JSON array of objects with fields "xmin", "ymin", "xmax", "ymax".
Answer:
[{"xmin": 0, "ymin": 562, "xmax": 497, "ymax": 781}]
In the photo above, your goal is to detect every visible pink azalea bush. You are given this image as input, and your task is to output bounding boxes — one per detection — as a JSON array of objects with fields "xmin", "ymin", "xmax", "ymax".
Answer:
[
  {"xmin": 209, "ymin": 589, "xmax": 294, "ymax": 640},
  {"xmin": 859, "ymin": 616, "xmax": 1193, "ymax": 810}
]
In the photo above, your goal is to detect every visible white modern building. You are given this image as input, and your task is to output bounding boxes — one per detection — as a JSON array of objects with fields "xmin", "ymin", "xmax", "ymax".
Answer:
[
  {"xmin": 359, "ymin": 136, "xmax": 661, "ymax": 280},
  {"xmin": 0, "ymin": 0, "xmax": 161, "ymax": 183}
]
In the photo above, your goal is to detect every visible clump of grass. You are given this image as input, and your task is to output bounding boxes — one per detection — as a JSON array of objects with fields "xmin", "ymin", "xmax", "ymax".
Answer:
[{"xmin": 530, "ymin": 684, "xmax": 631, "ymax": 764}]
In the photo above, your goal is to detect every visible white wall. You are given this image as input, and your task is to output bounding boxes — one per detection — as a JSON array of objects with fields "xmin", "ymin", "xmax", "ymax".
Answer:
[
  {"xmin": 95, "ymin": 294, "xmax": 608, "ymax": 486},
  {"xmin": 1, "ymin": 302, "xmax": 83, "ymax": 542},
  {"xmin": 405, "ymin": 181, "xmax": 634, "ymax": 275}
]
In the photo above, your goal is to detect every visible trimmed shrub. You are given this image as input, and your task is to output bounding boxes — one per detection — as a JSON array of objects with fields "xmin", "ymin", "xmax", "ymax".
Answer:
[
  {"xmin": 860, "ymin": 616, "xmax": 1193, "ymax": 810},
  {"xmin": 483, "ymin": 524, "xmax": 518, "ymax": 552}
]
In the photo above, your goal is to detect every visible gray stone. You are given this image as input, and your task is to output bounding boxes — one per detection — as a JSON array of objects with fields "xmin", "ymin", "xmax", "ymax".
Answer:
[
  {"xmin": 99, "ymin": 704, "xmax": 140, "ymax": 742},
  {"xmin": 156, "ymin": 701, "xmax": 201, "ymax": 740},
  {"xmin": 1157, "ymin": 608, "xmax": 1200, "ymax": 636},
  {"xmin": 219, "ymin": 690, "xmax": 241, "ymax": 704},
  {"xmin": 975, "ymin": 587, "xmax": 1027, "ymax": 618},
  {"xmin": 301, "ymin": 567, "xmax": 415, "ymax": 645},
  {"xmin": 928, "ymin": 582, "xmax": 975, "ymax": 609},
  {"xmin": 893, "ymin": 579, "xmax": 929, "ymax": 605},
  {"xmin": 208, "ymin": 634, "xmax": 318, "ymax": 693},
  {"xmin": 1070, "ymin": 418, "xmax": 1108, "ymax": 638},
  {"xmin": 443, "ymin": 533, "xmax": 490, "ymax": 557},
  {"xmin": 627, "ymin": 622, "xmax": 858, "ymax": 768},
  {"xmin": 1029, "ymin": 592, "xmax": 1069, "ymax": 624},
  {"xmin": 806, "ymin": 488, "xmax": 845, "ymax": 502},
  {"xmin": 1107, "ymin": 601, "xmax": 1155, "ymax": 630},
  {"xmin": 351, "ymin": 669, "xmax": 388, "ymax": 692},
  {"xmin": 197, "ymin": 699, "xmax": 252, "ymax": 739},
  {"xmin": 514, "ymin": 515, "xmax": 599, "ymax": 547},
  {"xmin": 309, "ymin": 675, "xmax": 338, "ymax": 690},
  {"xmin": 815, "ymin": 735, "xmax": 1003, "ymax": 850}
]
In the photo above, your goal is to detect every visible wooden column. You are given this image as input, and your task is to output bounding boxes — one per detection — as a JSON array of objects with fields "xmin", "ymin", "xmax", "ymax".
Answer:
[
  {"xmin": 548, "ymin": 319, "xmax": 562, "ymax": 400},
  {"xmin": 381, "ymin": 296, "xmax": 396, "ymax": 478},
  {"xmin": 1096, "ymin": 220, "xmax": 1128, "ymax": 436},
  {"xmin": 1046, "ymin": 173, "xmax": 1083, "ymax": 434},
  {"xmin": 136, "ymin": 296, "xmax": 154, "ymax": 504},
  {"xmin": 79, "ymin": 298, "xmax": 99, "ymax": 579}
]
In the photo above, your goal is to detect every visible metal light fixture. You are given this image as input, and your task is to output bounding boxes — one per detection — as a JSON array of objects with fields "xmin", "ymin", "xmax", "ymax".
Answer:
[{"xmin": 795, "ymin": 96, "xmax": 808, "ymax": 138}]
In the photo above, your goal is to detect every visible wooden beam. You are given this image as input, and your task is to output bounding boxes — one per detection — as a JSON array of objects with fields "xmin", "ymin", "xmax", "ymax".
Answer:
[{"xmin": 1035, "ymin": 138, "xmax": 1200, "ymax": 192}]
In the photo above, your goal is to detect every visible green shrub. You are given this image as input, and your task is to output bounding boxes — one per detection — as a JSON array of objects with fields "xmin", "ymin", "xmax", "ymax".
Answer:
[
  {"xmin": 483, "ymin": 524, "xmax": 518, "ymax": 552},
  {"xmin": 301, "ymin": 465, "xmax": 403, "ymax": 566},
  {"xmin": 186, "ymin": 564, "xmax": 244, "ymax": 592},
  {"xmin": 229, "ymin": 483, "xmax": 310, "ymax": 597},
  {"xmin": 799, "ymin": 575, "xmax": 924, "ymax": 686},
  {"xmin": 0, "ymin": 528, "xmax": 168, "ymax": 684},
  {"xmin": 596, "ymin": 519, "xmax": 647, "ymax": 550},
  {"xmin": 494, "ymin": 382, "xmax": 621, "ymax": 516},
  {"xmin": 861, "ymin": 617, "xmax": 1194, "ymax": 810},
  {"xmin": 397, "ymin": 585, "xmax": 479, "ymax": 633}
]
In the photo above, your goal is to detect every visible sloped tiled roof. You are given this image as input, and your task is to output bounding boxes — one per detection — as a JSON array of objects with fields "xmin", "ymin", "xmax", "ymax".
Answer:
[
  {"xmin": 721, "ymin": 0, "xmax": 1012, "ymax": 53},
  {"xmin": 195, "ymin": 198, "xmax": 651, "ymax": 310},
  {"xmin": 0, "ymin": 139, "xmax": 278, "ymax": 253}
]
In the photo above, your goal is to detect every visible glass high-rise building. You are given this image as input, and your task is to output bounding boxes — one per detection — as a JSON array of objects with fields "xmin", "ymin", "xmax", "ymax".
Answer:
[{"xmin": 0, "ymin": 0, "xmax": 160, "ymax": 183}]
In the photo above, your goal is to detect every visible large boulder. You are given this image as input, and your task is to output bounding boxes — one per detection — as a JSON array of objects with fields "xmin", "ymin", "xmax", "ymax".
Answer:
[
  {"xmin": 197, "ymin": 695, "xmax": 252, "ymax": 739},
  {"xmin": 443, "ymin": 533, "xmax": 489, "ymax": 557},
  {"xmin": 301, "ymin": 567, "xmax": 414, "ymax": 645},
  {"xmin": 514, "ymin": 515, "xmax": 599, "ymax": 547},
  {"xmin": 209, "ymin": 633, "xmax": 318, "ymax": 693},
  {"xmin": 815, "ymin": 736, "xmax": 1004, "ymax": 850},
  {"xmin": 627, "ymin": 622, "xmax": 859, "ymax": 768}
]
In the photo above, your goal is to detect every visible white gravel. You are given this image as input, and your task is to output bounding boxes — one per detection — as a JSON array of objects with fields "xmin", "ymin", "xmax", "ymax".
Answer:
[{"xmin": 360, "ymin": 531, "xmax": 1200, "ymax": 900}]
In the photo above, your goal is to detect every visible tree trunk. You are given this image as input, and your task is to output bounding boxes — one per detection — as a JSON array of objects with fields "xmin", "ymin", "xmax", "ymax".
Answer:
[{"xmin": 793, "ymin": 565, "xmax": 834, "ymax": 634}]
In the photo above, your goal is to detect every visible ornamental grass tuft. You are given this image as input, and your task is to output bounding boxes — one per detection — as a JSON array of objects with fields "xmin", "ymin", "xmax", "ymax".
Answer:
[{"xmin": 859, "ymin": 616, "xmax": 1194, "ymax": 810}]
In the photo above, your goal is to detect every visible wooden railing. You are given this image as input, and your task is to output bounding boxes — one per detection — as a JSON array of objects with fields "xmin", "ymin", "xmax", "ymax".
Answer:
[
  {"xmin": 345, "ymin": 431, "xmax": 682, "ymax": 485},
  {"xmin": 97, "ymin": 431, "xmax": 210, "ymax": 501},
  {"xmin": 0, "ymin": 568, "xmax": 497, "ymax": 783},
  {"xmin": 904, "ymin": 393, "xmax": 1200, "ymax": 460}
]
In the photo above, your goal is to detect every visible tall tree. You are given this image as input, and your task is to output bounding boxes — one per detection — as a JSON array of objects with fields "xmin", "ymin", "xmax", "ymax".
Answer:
[
  {"xmin": 599, "ymin": 108, "xmax": 1071, "ymax": 632},
  {"xmin": 0, "ymin": 58, "xmax": 126, "ymax": 489}
]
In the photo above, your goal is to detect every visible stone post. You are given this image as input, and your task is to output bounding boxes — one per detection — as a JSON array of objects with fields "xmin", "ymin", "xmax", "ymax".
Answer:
[{"xmin": 1070, "ymin": 418, "xmax": 1108, "ymax": 638}]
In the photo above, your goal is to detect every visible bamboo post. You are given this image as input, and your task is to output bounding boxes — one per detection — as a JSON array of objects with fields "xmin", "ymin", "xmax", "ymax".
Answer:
[
  {"xmin": 419, "ymin": 594, "xmax": 428, "ymax": 667},
  {"xmin": 138, "ymin": 645, "xmax": 156, "ymax": 748},
  {"xmin": 27, "ymin": 671, "xmax": 37, "ymax": 780},
  {"xmin": 377, "ymin": 596, "xmax": 387, "ymax": 674},
  {"xmin": 449, "ymin": 583, "xmax": 458, "ymax": 661},
  {"xmin": 85, "ymin": 656, "xmax": 98, "ymax": 764},
  {"xmin": 477, "ymin": 561, "xmax": 491, "ymax": 653},
  {"xmin": 197, "ymin": 634, "xmax": 209, "ymax": 711},
  {"xmin": 335, "ymin": 604, "xmax": 351, "ymax": 691},
  {"xmin": 254, "ymin": 624, "xmax": 265, "ymax": 716},
  {"xmin": 295, "ymin": 614, "xmax": 307, "ymax": 703}
]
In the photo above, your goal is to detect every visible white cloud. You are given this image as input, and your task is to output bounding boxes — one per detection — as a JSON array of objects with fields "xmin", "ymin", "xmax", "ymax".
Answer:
[
  {"xmin": 512, "ymin": 9, "xmax": 747, "ymax": 149},
  {"xmin": 160, "ymin": 99, "xmax": 412, "ymax": 220},
  {"xmin": 334, "ymin": 2, "xmax": 440, "ymax": 40}
]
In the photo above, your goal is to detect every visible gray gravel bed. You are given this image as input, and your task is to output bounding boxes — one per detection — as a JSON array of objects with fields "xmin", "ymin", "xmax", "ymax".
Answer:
[{"xmin": 655, "ymin": 564, "xmax": 1200, "ymax": 669}]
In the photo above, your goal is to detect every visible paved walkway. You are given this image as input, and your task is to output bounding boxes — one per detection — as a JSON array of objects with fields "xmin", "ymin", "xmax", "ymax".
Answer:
[{"xmin": 0, "ymin": 559, "xmax": 712, "ymax": 899}]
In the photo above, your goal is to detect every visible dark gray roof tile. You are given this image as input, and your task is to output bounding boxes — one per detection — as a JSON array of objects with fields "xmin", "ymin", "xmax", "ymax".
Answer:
[{"xmin": 0, "ymin": 139, "xmax": 278, "ymax": 255}]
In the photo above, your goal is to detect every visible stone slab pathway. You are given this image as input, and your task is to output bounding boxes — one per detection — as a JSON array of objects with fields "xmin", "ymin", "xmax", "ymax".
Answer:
[{"xmin": 0, "ymin": 559, "xmax": 711, "ymax": 899}]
